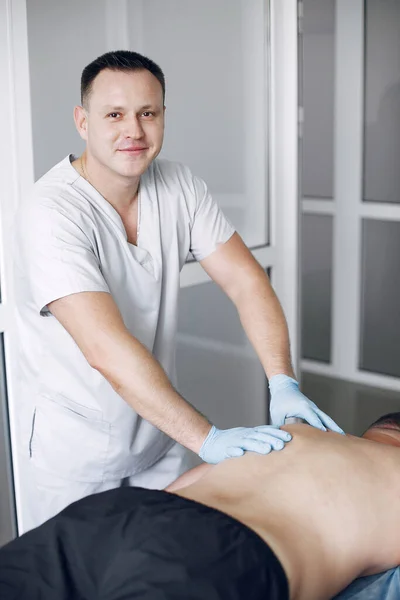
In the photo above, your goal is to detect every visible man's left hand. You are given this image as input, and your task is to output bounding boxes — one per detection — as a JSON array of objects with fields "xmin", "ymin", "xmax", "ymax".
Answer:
[{"xmin": 269, "ymin": 374, "xmax": 345, "ymax": 434}]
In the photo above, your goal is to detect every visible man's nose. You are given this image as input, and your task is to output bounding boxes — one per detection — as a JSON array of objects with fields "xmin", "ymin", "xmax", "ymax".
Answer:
[{"xmin": 125, "ymin": 116, "xmax": 144, "ymax": 138}]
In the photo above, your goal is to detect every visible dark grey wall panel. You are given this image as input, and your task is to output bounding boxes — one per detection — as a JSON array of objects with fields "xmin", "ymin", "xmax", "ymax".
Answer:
[
  {"xmin": 364, "ymin": 0, "xmax": 400, "ymax": 203},
  {"xmin": 360, "ymin": 220, "xmax": 400, "ymax": 377},
  {"xmin": 301, "ymin": 214, "xmax": 333, "ymax": 362},
  {"xmin": 302, "ymin": 0, "xmax": 335, "ymax": 199}
]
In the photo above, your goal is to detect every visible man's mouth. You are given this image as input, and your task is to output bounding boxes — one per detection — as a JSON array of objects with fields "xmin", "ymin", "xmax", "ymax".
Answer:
[{"xmin": 118, "ymin": 146, "xmax": 148, "ymax": 154}]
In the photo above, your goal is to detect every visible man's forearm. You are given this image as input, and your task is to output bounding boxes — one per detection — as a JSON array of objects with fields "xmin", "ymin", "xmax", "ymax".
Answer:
[
  {"xmin": 234, "ymin": 271, "xmax": 296, "ymax": 380},
  {"xmin": 92, "ymin": 330, "xmax": 212, "ymax": 454}
]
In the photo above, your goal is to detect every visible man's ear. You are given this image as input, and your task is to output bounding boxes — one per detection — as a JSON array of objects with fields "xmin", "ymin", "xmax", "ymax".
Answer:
[{"xmin": 74, "ymin": 105, "xmax": 88, "ymax": 141}]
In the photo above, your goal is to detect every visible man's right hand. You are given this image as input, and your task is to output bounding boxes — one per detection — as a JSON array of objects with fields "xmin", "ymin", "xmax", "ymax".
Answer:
[{"xmin": 198, "ymin": 425, "xmax": 292, "ymax": 464}]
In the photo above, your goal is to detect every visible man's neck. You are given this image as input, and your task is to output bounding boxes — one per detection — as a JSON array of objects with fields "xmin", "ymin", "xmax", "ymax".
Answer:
[{"xmin": 78, "ymin": 152, "xmax": 140, "ymax": 213}]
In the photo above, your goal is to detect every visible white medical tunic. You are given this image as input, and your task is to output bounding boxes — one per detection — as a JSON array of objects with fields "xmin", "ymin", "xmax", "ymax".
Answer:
[{"xmin": 13, "ymin": 155, "xmax": 235, "ymax": 483}]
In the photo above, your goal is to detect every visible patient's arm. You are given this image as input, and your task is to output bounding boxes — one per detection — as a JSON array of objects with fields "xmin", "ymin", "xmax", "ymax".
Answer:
[{"xmin": 165, "ymin": 463, "xmax": 213, "ymax": 492}]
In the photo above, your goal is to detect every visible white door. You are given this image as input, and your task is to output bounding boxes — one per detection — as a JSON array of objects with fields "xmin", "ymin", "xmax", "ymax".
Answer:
[
  {"xmin": 301, "ymin": 0, "xmax": 400, "ymax": 393},
  {"xmin": 1, "ymin": 0, "xmax": 299, "ymax": 535}
]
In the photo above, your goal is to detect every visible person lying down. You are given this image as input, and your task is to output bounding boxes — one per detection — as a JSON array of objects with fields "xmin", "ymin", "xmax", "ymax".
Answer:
[{"xmin": 1, "ymin": 413, "xmax": 400, "ymax": 600}]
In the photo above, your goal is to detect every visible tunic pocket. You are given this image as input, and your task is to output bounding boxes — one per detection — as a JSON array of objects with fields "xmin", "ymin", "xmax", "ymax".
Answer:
[{"xmin": 30, "ymin": 393, "xmax": 111, "ymax": 482}]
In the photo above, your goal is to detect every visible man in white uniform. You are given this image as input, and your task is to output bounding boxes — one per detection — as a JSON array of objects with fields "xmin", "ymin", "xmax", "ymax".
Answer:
[{"xmin": 13, "ymin": 50, "xmax": 343, "ymax": 530}]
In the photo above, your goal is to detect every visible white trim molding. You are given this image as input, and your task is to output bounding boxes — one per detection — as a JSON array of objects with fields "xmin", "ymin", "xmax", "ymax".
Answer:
[
  {"xmin": 360, "ymin": 202, "xmax": 400, "ymax": 222},
  {"xmin": 331, "ymin": 0, "xmax": 365, "ymax": 381},
  {"xmin": 302, "ymin": 199, "xmax": 400, "ymax": 221},
  {"xmin": 269, "ymin": 0, "xmax": 299, "ymax": 371},
  {"xmin": 302, "ymin": 198, "xmax": 335, "ymax": 215}
]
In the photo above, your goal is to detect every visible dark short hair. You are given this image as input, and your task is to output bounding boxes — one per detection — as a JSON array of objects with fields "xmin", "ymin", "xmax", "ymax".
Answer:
[
  {"xmin": 367, "ymin": 412, "xmax": 400, "ymax": 432},
  {"xmin": 81, "ymin": 50, "xmax": 165, "ymax": 108}
]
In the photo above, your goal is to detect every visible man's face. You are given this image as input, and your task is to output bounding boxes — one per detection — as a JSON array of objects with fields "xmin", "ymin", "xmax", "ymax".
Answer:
[
  {"xmin": 362, "ymin": 427, "xmax": 400, "ymax": 448},
  {"xmin": 79, "ymin": 68, "xmax": 165, "ymax": 178}
]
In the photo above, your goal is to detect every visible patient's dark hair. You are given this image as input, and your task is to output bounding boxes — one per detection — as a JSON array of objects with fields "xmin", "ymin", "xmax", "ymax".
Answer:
[
  {"xmin": 366, "ymin": 412, "xmax": 400, "ymax": 433},
  {"xmin": 81, "ymin": 50, "xmax": 165, "ymax": 108}
]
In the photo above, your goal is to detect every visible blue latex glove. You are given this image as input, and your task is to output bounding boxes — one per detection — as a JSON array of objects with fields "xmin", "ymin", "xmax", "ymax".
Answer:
[
  {"xmin": 269, "ymin": 374, "xmax": 344, "ymax": 434},
  {"xmin": 199, "ymin": 424, "xmax": 292, "ymax": 464}
]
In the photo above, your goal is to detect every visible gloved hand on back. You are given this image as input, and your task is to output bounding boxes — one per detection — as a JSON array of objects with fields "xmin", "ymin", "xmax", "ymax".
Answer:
[
  {"xmin": 199, "ymin": 423, "xmax": 292, "ymax": 464},
  {"xmin": 269, "ymin": 374, "xmax": 344, "ymax": 434}
]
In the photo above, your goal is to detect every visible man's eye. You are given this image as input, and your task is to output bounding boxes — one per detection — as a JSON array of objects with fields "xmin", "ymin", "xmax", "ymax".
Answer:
[
  {"xmin": 108, "ymin": 112, "xmax": 120, "ymax": 118},
  {"xmin": 142, "ymin": 111, "xmax": 154, "ymax": 118}
]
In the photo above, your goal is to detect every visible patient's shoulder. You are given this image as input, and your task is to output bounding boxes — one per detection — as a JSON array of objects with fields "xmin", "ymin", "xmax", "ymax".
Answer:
[
  {"xmin": 281, "ymin": 423, "xmax": 347, "ymax": 443},
  {"xmin": 280, "ymin": 423, "xmax": 320, "ymax": 435}
]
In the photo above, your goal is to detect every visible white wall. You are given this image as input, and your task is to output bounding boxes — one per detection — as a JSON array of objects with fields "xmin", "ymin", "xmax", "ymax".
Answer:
[{"xmin": 27, "ymin": 0, "xmax": 109, "ymax": 179}]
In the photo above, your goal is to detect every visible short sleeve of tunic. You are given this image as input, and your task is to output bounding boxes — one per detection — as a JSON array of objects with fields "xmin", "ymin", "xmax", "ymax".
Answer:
[
  {"xmin": 18, "ymin": 200, "xmax": 110, "ymax": 316},
  {"xmin": 189, "ymin": 175, "xmax": 235, "ymax": 261}
]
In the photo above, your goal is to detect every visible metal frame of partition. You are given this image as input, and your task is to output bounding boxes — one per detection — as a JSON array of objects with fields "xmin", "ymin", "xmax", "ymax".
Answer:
[
  {"xmin": 1, "ymin": 0, "xmax": 299, "ymax": 537},
  {"xmin": 301, "ymin": 0, "xmax": 400, "ymax": 393}
]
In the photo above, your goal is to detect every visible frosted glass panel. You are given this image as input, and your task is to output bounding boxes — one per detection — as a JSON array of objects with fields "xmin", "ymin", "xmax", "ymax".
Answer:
[
  {"xmin": 301, "ymin": 214, "xmax": 333, "ymax": 362},
  {"xmin": 302, "ymin": 0, "xmax": 335, "ymax": 199},
  {"xmin": 364, "ymin": 0, "xmax": 400, "ymax": 203},
  {"xmin": 360, "ymin": 220, "xmax": 400, "ymax": 377},
  {"xmin": 132, "ymin": 0, "xmax": 269, "ymax": 247},
  {"xmin": 27, "ymin": 0, "xmax": 108, "ymax": 180},
  {"xmin": 177, "ymin": 281, "xmax": 267, "ymax": 431},
  {"xmin": 178, "ymin": 284, "xmax": 246, "ymax": 347}
]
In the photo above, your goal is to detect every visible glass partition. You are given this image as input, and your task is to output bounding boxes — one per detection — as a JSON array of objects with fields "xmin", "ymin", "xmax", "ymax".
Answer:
[{"xmin": 363, "ymin": 0, "xmax": 400, "ymax": 204}]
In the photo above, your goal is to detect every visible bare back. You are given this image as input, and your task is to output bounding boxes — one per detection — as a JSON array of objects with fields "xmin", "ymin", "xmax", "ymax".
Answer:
[{"xmin": 176, "ymin": 424, "xmax": 400, "ymax": 600}]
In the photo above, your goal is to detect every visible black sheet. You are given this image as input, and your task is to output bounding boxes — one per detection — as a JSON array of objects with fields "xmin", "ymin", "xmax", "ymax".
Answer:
[{"xmin": 0, "ymin": 487, "xmax": 289, "ymax": 600}]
